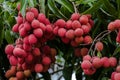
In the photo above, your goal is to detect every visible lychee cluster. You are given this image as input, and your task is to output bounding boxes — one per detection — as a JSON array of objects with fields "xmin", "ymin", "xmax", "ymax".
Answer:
[
  {"xmin": 81, "ymin": 55, "xmax": 117, "ymax": 75},
  {"xmin": 53, "ymin": 13, "xmax": 93, "ymax": 47},
  {"xmin": 107, "ymin": 19, "xmax": 120, "ymax": 43},
  {"xmin": 111, "ymin": 65, "xmax": 120, "ymax": 80},
  {"xmin": 5, "ymin": 6, "xmax": 57, "ymax": 80}
]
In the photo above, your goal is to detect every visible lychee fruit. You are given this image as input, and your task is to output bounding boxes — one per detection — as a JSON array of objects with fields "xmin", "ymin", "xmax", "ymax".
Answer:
[
  {"xmin": 75, "ymin": 36, "xmax": 84, "ymax": 44},
  {"xmin": 107, "ymin": 22, "xmax": 116, "ymax": 31},
  {"xmin": 23, "ymin": 43, "xmax": 32, "ymax": 51},
  {"xmin": 46, "ymin": 25, "xmax": 53, "ymax": 33},
  {"xmin": 84, "ymin": 35, "xmax": 93, "ymax": 44},
  {"xmin": 28, "ymin": 34, "xmax": 37, "ymax": 44},
  {"xmin": 111, "ymin": 72, "xmax": 117, "ymax": 80},
  {"xmin": 116, "ymin": 65, "xmax": 120, "ymax": 72},
  {"xmin": 9, "ymin": 56, "xmax": 18, "ymax": 66},
  {"xmin": 95, "ymin": 41, "xmax": 103, "ymax": 51},
  {"xmin": 81, "ymin": 25, "xmax": 90, "ymax": 34},
  {"xmin": 92, "ymin": 57, "xmax": 102, "ymax": 68},
  {"xmin": 100, "ymin": 57, "xmax": 110, "ymax": 68},
  {"xmin": 35, "ymin": 64, "xmax": 43, "ymax": 73},
  {"xmin": 72, "ymin": 20, "xmax": 81, "ymax": 29},
  {"xmin": 65, "ymin": 29, "xmax": 75, "ymax": 39},
  {"xmin": 26, "ymin": 12, "xmax": 34, "ymax": 22},
  {"xmin": 24, "ymin": 21, "xmax": 31, "ymax": 31},
  {"xmin": 16, "ymin": 71, "xmax": 24, "ymax": 79},
  {"xmin": 12, "ymin": 24, "xmax": 19, "ymax": 32},
  {"xmin": 31, "ymin": 19, "xmax": 40, "ymax": 29},
  {"xmin": 16, "ymin": 16, "xmax": 23, "ymax": 24},
  {"xmin": 65, "ymin": 20, "xmax": 72, "ymax": 29},
  {"xmin": 58, "ymin": 28, "xmax": 66, "ymax": 37},
  {"xmin": 24, "ymin": 70, "xmax": 31, "ymax": 77},
  {"xmin": 114, "ymin": 19, "xmax": 120, "ymax": 28},
  {"xmin": 74, "ymin": 28, "xmax": 84, "ymax": 37},
  {"xmin": 80, "ymin": 48, "xmax": 88, "ymax": 56},
  {"xmin": 30, "ymin": 8, "xmax": 39, "ymax": 18},
  {"xmin": 32, "ymin": 48, "xmax": 41, "ymax": 56},
  {"xmin": 33, "ymin": 28, "xmax": 43, "ymax": 38},
  {"xmin": 71, "ymin": 13, "xmax": 80, "ymax": 20},
  {"xmin": 108, "ymin": 57, "xmax": 117, "ymax": 67},
  {"xmin": 39, "ymin": 22, "xmax": 46, "ymax": 31},
  {"xmin": 25, "ymin": 54, "xmax": 34, "ymax": 64},
  {"xmin": 42, "ymin": 56, "xmax": 51, "ymax": 65},
  {"xmin": 81, "ymin": 60, "xmax": 92, "ymax": 69},
  {"xmin": 55, "ymin": 19, "xmax": 66, "ymax": 28},
  {"xmin": 114, "ymin": 73, "xmax": 120, "ymax": 80},
  {"xmin": 37, "ymin": 13, "xmax": 46, "ymax": 23},
  {"xmin": 79, "ymin": 15, "xmax": 89, "ymax": 24},
  {"xmin": 5, "ymin": 44, "xmax": 14, "ymax": 55},
  {"xmin": 23, "ymin": 36, "xmax": 29, "ymax": 44},
  {"xmin": 53, "ymin": 26, "xmax": 59, "ymax": 35},
  {"xmin": 74, "ymin": 48, "xmax": 81, "ymax": 57},
  {"xmin": 61, "ymin": 37, "xmax": 70, "ymax": 44},
  {"xmin": 19, "ymin": 27, "xmax": 27, "ymax": 37}
]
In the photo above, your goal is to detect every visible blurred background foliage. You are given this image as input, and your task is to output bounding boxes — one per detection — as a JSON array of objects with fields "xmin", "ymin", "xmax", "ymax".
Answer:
[{"xmin": 0, "ymin": 0, "xmax": 120, "ymax": 80}]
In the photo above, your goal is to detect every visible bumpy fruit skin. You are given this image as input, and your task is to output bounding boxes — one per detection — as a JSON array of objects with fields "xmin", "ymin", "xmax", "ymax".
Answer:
[
  {"xmin": 23, "ymin": 36, "xmax": 29, "ymax": 44},
  {"xmin": 16, "ymin": 71, "xmax": 24, "ymax": 79},
  {"xmin": 17, "ymin": 16, "xmax": 23, "ymax": 24},
  {"xmin": 46, "ymin": 25, "xmax": 53, "ymax": 33},
  {"xmin": 33, "ymin": 28, "xmax": 43, "ymax": 38},
  {"xmin": 25, "ymin": 54, "xmax": 33, "ymax": 64},
  {"xmin": 108, "ymin": 57, "xmax": 117, "ymax": 67},
  {"xmin": 5, "ymin": 70, "xmax": 13, "ymax": 78},
  {"xmin": 39, "ymin": 23, "xmax": 46, "ymax": 31},
  {"xmin": 30, "ymin": 8, "xmax": 39, "ymax": 18},
  {"xmin": 65, "ymin": 29, "xmax": 75, "ymax": 39},
  {"xmin": 84, "ymin": 35, "xmax": 93, "ymax": 44},
  {"xmin": 42, "ymin": 56, "xmax": 51, "ymax": 65},
  {"xmin": 28, "ymin": 34, "xmax": 38, "ymax": 44},
  {"xmin": 5, "ymin": 44, "xmax": 14, "ymax": 55},
  {"xmin": 61, "ymin": 37, "xmax": 70, "ymax": 44},
  {"xmin": 58, "ymin": 28, "xmax": 66, "ymax": 37},
  {"xmin": 71, "ymin": 13, "xmax": 80, "ymax": 20},
  {"xmin": 74, "ymin": 28, "xmax": 83, "ymax": 37},
  {"xmin": 13, "ymin": 48, "xmax": 27, "ymax": 58},
  {"xmin": 55, "ymin": 19, "xmax": 66, "ymax": 28},
  {"xmin": 111, "ymin": 72, "xmax": 117, "ymax": 80},
  {"xmin": 37, "ymin": 13, "xmax": 46, "ymax": 23},
  {"xmin": 35, "ymin": 64, "xmax": 43, "ymax": 73},
  {"xmin": 23, "ymin": 43, "xmax": 32, "ymax": 51},
  {"xmin": 107, "ymin": 22, "xmax": 116, "ymax": 31},
  {"xmin": 114, "ymin": 19, "xmax": 120, "ymax": 28},
  {"xmin": 74, "ymin": 48, "xmax": 81, "ymax": 57},
  {"xmin": 31, "ymin": 19, "xmax": 40, "ymax": 29},
  {"xmin": 81, "ymin": 25, "xmax": 90, "ymax": 34},
  {"xmin": 81, "ymin": 60, "xmax": 92, "ymax": 69},
  {"xmin": 83, "ymin": 55, "xmax": 91, "ymax": 61},
  {"xmin": 19, "ymin": 27, "xmax": 27, "ymax": 37},
  {"xmin": 32, "ymin": 48, "xmax": 41, "ymax": 56},
  {"xmin": 9, "ymin": 56, "xmax": 18, "ymax": 66},
  {"xmin": 24, "ymin": 21, "xmax": 31, "ymax": 31},
  {"xmin": 83, "ymin": 67, "xmax": 96, "ymax": 75},
  {"xmin": 80, "ymin": 48, "xmax": 88, "ymax": 56},
  {"xmin": 72, "ymin": 20, "xmax": 81, "ymax": 29},
  {"xmin": 12, "ymin": 24, "xmax": 19, "ymax": 32},
  {"xmin": 92, "ymin": 57, "xmax": 102, "ymax": 68},
  {"xmin": 9, "ymin": 77, "xmax": 17, "ymax": 80},
  {"xmin": 75, "ymin": 36, "xmax": 84, "ymax": 44},
  {"xmin": 116, "ymin": 65, "xmax": 120, "ymax": 72},
  {"xmin": 26, "ymin": 12, "xmax": 34, "ymax": 22},
  {"xmin": 95, "ymin": 41, "xmax": 103, "ymax": 51},
  {"xmin": 100, "ymin": 57, "xmax": 110, "ymax": 68},
  {"xmin": 114, "ymin": 73, "xmax": 120, "ymax": 80},
  {"xmin": 24, "ymin": 70, "xmax": 31, "ymax": 77},
  {"xmin": 79, "ymin": 15, "xmax": 89, "ymax": 24},
  {"xmin": 53, "ymin": 26, "xmax": 59, "ymax": 35},
  {"xmin": 65, "ymin": 20, "xmax": 72, "ymax": 29}
]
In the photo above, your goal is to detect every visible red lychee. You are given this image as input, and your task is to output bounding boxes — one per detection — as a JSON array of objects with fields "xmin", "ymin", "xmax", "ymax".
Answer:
[
  {"xmin": 79, "ymin": 15, "xmax": 89, "ymax": 24},
  {"xmin": 16, "ymin": 71, "xmax": 24, "ymax": 79},
  {"xmin": 111, "ymin": 72, "xmax": 117, "ymax": 80},
  {"xmin": 9, "ymin": 56, "xmax": 18, "ymax": 66},
  {"xmin": 19, "ymin": 27, "xmax": 27, "ymax": 37},
  {"xmin": 12, "ymin": 24, "xmax": 19, "ymax": 32},
  {"xmin": 80, "ymin": 48, "xmax": 88, "ymax": 57},
  {"xmin": 58, "ymin": 28, "xmax": 66, "ymax": 37},
  {"xmin": 53, "ymin": 26, "xmax": 59, "ymax": 35},
  {"xmin": 74, "ymin": 48, "xmax": 81, "ymax": 57},
  {"xmin": 30, "ymin": 8, "xmax": 39, "ymax": 18},
  {"xmin": 116, "ymin": 65, "xmax": 120, "ymax": 72},
  {"xmin": 35, "ymin": 64, "xmax": 43, "ymax": 73},
  {"xmin": 114, "ymin": 73, "xmax": 120, "ymax": 80},
  {"xmin": 70, "ymin": 40, "xmax": 78, "ymax": 47},
  {"xmin": 55, "ymin": 19, "xmax": 66, "ymax": 28},
  {"xmin": 92, "ymin": 57, "xmax": 102, "ymax": 68},
  {"xmin": 23, "ymin": 43, "xmax": 32, "ymax": 51},
  {"xmin": 81, "ymin": 25, "xmax": 90, "ymax": 34},
  {"xmin": 114, "ymin": 19, "xmax": 120, "ymax": 29},
  {"xmin": 23, "ymin": 36, "xmax": 29, "ymax": 44},
  {"xmin": 108, "ymin": 57, "xmax": 117, "ymax": 67},
  {"xmin": 84, "ymin": 35, "xmax": 93, "ymax": 44},
  {"xmin": 74, "ymin": 28, "xmax": 84, "ymax": 37},
  {"xmin": 28, "ymin": 34, "xmax": 37, "ymax": 44},
  {"xmin": 42, "ymin": 56, "xmax": 51, "ymax": 65},
  {"xmin": 65, "ymin": 29, "xmax": 75, "ymax": 39},
  {"xmin": 61, "ymin": 37, "xmax": 70, "ymax": 44},
  {"xmin": 95, "ymin": 41, "xmax": 103, "ymax": 51},
  {"xmin": 37, "ymin": 13, "xmax": 46, "ymax": 23},
  {"xmin": 65, "ymin": 20, "xmax": 72, "ymax": 29},
  {"xmin": 16, "ymin": 16, "xmax": 23, "ymax": 24},
  {"xmin": 31, "ymin": 19, "xmax": 40, "ymax": 29},
  {"xmin": 24, "ymin": 21, "xmax": 31, "ymax": 31},
  {"xmin": 33, "ymin": 28, "xmax": 43, "ymax": 38},
  {"xmin": 39, "ymin": 22, "xmax": 46, "ymax": 31},
  {"xmin": 72, "ymin": 20, "xmax": 81, "ymax": 29},
  {"xmin": 83, "ymin": 55, "xmax": 91, "ymax": 61},
  {"xmin": 107, "ymin": 22, "xmax": 116, "ymax": 31},
  {"xmin": 26, "ymin": 12, "xmax": 34, "ymax": 22},
  {"xmin": 32, "ymin": 48, "xmax": 41, "ymax": 56},
  {"xmin": 46, "ymin": 25, "xmax": 53, "ymax": 33},
  {"xmin": 81, "ymin": 60, "xmax": 92, "ymax": 69},
  {"xmin": 5, "ymin": 44, "xmax": 14, "ymax": 55},
  {"xmin": 71, "ymin": 13, "xmax": 80, "ymax": 20},
  {"xmin": 75, "ymin": 36, "xmax": 84, "ymax": 44},
  {"xmin": 83, "ymin": 67, "xmax": 96, "ymax": 75},
  {"xmin": 25, "ymin": 54, "xmax": 34, "ymax": 64},
  {"xmin": 100, "ymin": 57, "xmax": 110, "ymax": 68}
]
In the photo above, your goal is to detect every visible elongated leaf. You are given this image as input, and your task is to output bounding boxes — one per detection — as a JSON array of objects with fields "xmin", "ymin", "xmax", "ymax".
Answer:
[
  {"xmin": 39, "ymin": 0, "xmax": 45, "ymax": 14},
  {"xmin": 113, "ymin": 45, "xmax": 120, "ymax": 56},
  {"xmin": 117, "ymin": 0, "xmax": 120, "ymax": 18},
  {"xmin": 102, "ymin": 0, "xmax": 117, "ymax": 17},
  {"xmin": 55, "ymin": 0, "xmax": 74, "ymax": 13},
  {"xmin": 48, "ymin": 0, "xmax": 68, "ymax": 19},
  {"xmin": 5, "ymin": 30, "xmax": 14, "ymax": 44},
  {"xmin": 20, "ymin": 0, "xmax": 28, "ymax": 17},
  {"xmin": 63, "ymin": 66, "xmax": 73, "ymax": 80},
  {"xmin": 82, "ymin": 0, "xmax": 103, "ymax": 14},
  {"xmin": 28, "ymin": 0, "xmax": 34, "ymax": 7}
]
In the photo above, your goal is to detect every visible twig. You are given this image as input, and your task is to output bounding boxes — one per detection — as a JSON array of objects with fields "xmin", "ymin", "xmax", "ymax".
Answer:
[{"xmin": 72, "ymin": 2, "xmax": 78, "ymax": 13}]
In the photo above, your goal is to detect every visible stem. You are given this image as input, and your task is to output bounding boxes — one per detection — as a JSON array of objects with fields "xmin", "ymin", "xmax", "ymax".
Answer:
[{"xmin": 72, "ymin": 2, "xmax": 78, "ymax": 13}]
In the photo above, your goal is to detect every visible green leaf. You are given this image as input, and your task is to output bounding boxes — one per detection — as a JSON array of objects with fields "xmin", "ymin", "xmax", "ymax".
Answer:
[
  {"xmin": 55, "ymin": 0, "xmax": 74, "ymax": 13},
  {"xmin": 113, "ymin": 45, "xmax": 120, "ymax": 56},
  {"xmin": 101, "ymin": 77, "xmax": 109, "ymax": 80},
  {"xmin": 82, "ymin": 0, "xmax": 103, "ymax": 14},
  {"xmin": 117, "ymin": 0, "xmax": 120, "ymax": 18},
  {"xmin": 28, "ymin": 0, "xmax": 34, "ymax": 7},
  {"xmin": 97, "ymin": 51, "xmax": 102, "ymax": 57},
  {"xmin": 39, "ymin": 0, "xmax": 45, "ymax": 14},
  {"xmin": 20, "ymin": 0, "xmax": 28, "ymax": 17},
  {"xmin": 48, "ymin": 0, "xmax": 68, "ymax": 20},
  {"xmin": 5, "ymin": 30, "xmax": 14, "ymax": 44},
  {"xmin": 102, "ymin": 0, "xmax": 117, "ymax": 17},
  {"xmin": 63, "ymin": 66, "xmax": 73, "ymax": 80},
  {"xmin": 0, "ymin": 0, "xmax": 4, "ymax": 3}
]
